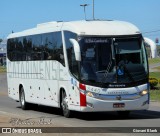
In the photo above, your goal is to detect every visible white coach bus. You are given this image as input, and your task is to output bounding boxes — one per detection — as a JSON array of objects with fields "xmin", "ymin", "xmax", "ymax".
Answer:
[{"xmin": 7, "ymin": 20, "xmax": 149, "ymax": 117}]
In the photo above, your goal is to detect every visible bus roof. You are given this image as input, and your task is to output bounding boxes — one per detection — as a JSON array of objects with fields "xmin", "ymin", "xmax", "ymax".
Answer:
[{"xmin": 7, "ymin": 20, "xmax": 141, "ymax": 39}]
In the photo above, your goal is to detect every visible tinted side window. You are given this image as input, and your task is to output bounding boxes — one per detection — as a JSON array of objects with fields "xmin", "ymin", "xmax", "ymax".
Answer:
[
  {"xmin": 64, "ymin": 31, "xmax": 78, "ymax": 79},
  {"xmin": 22, "ymin": 37, "xmax": 28, "ymax": 61},
  {"xmin": 24, "ymin": 36, "xmax": 32, "ymax": 61},
  {"xmin": 17, "ymin": 37, "xmax": 25, "ymax": 61},
  {"xmin": 32, "ymin": 35, "xmax": 42, "ymax": 60},
  {"xmin": 7, "ymin": 38, "xmax": 19, "ymax": 61},
  {"xmin": 42, "ymin": 33, "xmax": 54, "ymax": 60},
  {"xmin": 7, "ymin": 39, "xmax": 14, "ymax": 61},
  {"xmin": 53, "ymin": 32, "xmax": 64, "ymax": 65},
  {"xmin": 7, "ymin": 31, "xmax": 64, "ymax": 63},
  {"xmin": 42, "ymin": 32, "xmax": 64, "ymax": 65}
]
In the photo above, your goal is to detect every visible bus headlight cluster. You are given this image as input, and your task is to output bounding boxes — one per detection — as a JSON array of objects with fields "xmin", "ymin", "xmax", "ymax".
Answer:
[
  {"xmin": 86, "ymin": 92, "xmax": 94, "ymax": 97},
  {"xmin": 140, "ymin": 90, "xmax": 148, "ymax": 96}
]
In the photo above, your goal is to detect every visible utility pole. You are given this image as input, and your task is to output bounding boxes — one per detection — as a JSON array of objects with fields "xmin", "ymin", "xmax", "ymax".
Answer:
[
  {"xmin": 81, "ymin": 0, "xmax": 95, "ymax": 20},
  {"xmin": 93, "ymin": 0, "xmax": 95, "ymax": 20},
  {"xmin": 80, "ymin": 4, "xmax": 89, "ymax": 20}
]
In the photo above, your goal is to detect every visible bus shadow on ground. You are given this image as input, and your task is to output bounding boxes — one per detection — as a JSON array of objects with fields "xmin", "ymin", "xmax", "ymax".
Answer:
[
  {"xmin": 17, "ymin": 104, "xmax": 160, "ymax": 121},
  {"xmin": 73, "ymin": 110, "xmax": 160, "ymax": 121},
  {"xmin": 22, "ymin": 104, "xmax": 62, "ymax": 116}
]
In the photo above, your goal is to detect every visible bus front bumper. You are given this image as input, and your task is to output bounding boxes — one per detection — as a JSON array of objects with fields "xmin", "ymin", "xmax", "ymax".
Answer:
[{"xmin": 80, "ymin": 94, "xmax": 149, "ymax": 112}]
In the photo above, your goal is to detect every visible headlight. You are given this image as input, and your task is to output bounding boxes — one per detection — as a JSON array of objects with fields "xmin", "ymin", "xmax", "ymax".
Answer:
[
  {"xmin": 140, "ymin": 90, "xmax": 148, "ymax": 96},
  {"xmin": 86, "ymin": 92, "xmax": 94, "ymax": 97}
]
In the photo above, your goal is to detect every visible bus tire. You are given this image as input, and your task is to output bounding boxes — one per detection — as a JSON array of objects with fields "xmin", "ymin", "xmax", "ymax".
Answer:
[
  {"xmin": 19, "ymin": 87, "xmax": 29, "ymax": 110},
  {"xmin": 117, "ymin": 111, "xmax": 130, "ymax": 118},
  {"xmin": 61, "ymin": 90, "xmax": 72, "ymax": 118}
]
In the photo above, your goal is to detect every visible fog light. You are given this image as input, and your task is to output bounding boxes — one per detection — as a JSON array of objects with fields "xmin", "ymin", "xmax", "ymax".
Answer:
[
  {"xmin": 140, "ymin": 90, "xmax": 148, "ymax": 96},
  {"xmin": 86, "ymin": 92, "xmax": 94, "ymax": 97}
]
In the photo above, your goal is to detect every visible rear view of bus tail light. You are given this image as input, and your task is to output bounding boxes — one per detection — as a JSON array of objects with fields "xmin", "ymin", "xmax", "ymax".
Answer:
[{"xmin": 79, "ymin": 83, "xmax": 86, "ymax": 106}]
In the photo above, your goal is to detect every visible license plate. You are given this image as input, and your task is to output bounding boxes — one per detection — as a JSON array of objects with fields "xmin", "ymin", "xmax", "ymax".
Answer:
[{"xmin": 113, "ymin": 103, "xmax": 125, "ymax": 108}]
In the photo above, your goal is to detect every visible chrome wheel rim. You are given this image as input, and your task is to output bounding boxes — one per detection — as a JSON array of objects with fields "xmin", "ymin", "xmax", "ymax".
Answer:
[
  {"xmin": 21, "ymin": 91, "xmax": 25, "ymax": 106},
  {"xmin": 62, "ymin": 92, "xmax": 69, "ymax": 115}
]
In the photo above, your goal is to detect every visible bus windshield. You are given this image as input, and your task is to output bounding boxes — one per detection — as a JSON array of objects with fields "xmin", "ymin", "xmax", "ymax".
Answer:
[{"xmin": 78, "ymin": 36, "xmax": 148, "ymax": 85}]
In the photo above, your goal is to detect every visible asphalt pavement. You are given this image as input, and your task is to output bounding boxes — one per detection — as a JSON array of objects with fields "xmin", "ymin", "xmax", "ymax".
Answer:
[{"xmin": 149, "ymin": 63, "xmax": 160, "ymax": 72}]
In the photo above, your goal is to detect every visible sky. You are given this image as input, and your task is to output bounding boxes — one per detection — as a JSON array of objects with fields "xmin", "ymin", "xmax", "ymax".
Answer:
[{"xmin": 0, "ymin": 0, "xmax": 160, "ymax": 42}]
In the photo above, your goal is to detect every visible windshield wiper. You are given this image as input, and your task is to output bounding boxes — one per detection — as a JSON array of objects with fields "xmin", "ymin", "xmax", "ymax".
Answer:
[
  {"xmin": 100, "ymin": 38, "xmax": 115, "ymax": 84},
  {"xmin": 99, "ymin": 53, "xmax": 113, "ymax": 84}
]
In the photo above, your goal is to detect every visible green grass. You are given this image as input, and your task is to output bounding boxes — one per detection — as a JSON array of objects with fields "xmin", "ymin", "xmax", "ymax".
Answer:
[
  {"xmin": 0, "ymin": 66, "xmax": 6, "ymax": 73},
  {"xmin": 148, "ymin": 58, "xmax": 160, "ymax": 65},
  {"xmin": 150, "ymin": 72, "xmax": 160, "ymax": 79},
  {"xmin": 150, "ymin": 69, "xmax": 160, "ymax": 102},
  {"xmin": 150, "ymin": 83, "xmax": 160, "ymax": 102},
  {"xmin": 150, "ymin": 90, "xmax": 160, "ymax": 101}
]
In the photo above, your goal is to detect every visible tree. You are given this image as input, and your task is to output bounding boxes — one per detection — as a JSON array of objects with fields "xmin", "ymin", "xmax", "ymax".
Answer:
[{"xmin": 0, "ymin": 39, "xmax": 2, "ymax": 43}]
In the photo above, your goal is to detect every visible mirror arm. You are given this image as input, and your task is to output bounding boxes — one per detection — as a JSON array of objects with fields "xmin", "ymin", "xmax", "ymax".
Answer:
[{"xmin": 111, "ymin": 38, "xmax": 115, "ymax": 60}]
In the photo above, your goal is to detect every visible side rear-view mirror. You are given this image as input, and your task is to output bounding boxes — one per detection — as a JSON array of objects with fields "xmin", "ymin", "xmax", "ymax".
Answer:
[{"xmin": 69, "ymin": 39, "xmax": 81, "ymax": 61}]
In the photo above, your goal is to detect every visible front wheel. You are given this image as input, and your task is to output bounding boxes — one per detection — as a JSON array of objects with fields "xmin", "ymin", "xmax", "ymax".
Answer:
[
  {"xmin": 19, "ymin": 87, "xmax": 29, "ymax": 110},
  {"xmin": 61, "ymin": 91, "xmax": 72, "ymax": 118}
]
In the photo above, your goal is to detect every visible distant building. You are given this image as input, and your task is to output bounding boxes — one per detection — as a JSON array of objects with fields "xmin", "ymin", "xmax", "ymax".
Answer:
[{"xmin": 0, "ymin": 39, "xmax": 7, "ymax": 66}]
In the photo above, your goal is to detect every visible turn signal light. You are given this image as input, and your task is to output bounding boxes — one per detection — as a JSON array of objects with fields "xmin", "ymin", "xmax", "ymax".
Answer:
[{"xmin": 79, "ymin": 83, "xmax": 86, "ymax": 91}]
